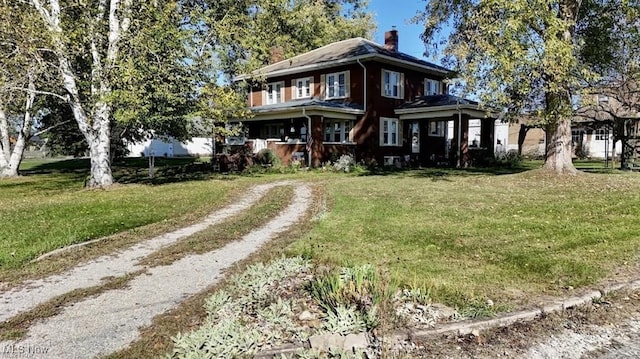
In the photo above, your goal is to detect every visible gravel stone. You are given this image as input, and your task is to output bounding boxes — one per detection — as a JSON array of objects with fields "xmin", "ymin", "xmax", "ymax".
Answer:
[{"xmin": 0, "ymin": 181, "xmax": 312, "ymax": 359}]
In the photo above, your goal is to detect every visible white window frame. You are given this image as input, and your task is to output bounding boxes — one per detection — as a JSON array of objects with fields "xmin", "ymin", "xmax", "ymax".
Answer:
[
  {"xmin": 595, "ymin": 128, "xmax": 609, "ymax": 141},
  {"xmin": 424, "ymin": 79, "xmax": 441, "ymax": 95},
  {"xmin": 383, "ymin": 69, "xmax": 403, "ymax": 99},
  {"xmin": 380, "ymin": 117, "xmax": 400, "ymax": 146},
  {"xmin": 326, "ymin": 71, "xmax": 347, "ymax": 99},
  {"xmin": 295, "ymin": 77, "xmax": 312, "ymax": 99},
  {"xmin": 428, "ymin": 121, "xmax": 445, "ymax": 137},
  {"xmin": 266, "ymin": 81, "xmax": 284, "ymax": 105},
  {"xmin": 324, "ymin": 119, "xmax": 354, "ymax": 143},
  {"xmin": 571, "ymin": 129, "xmax": 583, "ymax": 145}
]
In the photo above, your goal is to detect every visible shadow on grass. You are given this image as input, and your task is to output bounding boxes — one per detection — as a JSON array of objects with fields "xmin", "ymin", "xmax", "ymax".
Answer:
[
  {"xmin": 0, "ymin": 173, "xmax": 88, "ymax": 192},
  {"xmin": 359, "ymin": 165, "xmax": 534, "ymax": 180},
  {"xmin": 20, "ymin": 158, "xmax": 91, "ymax": 174},
  {"xmin": 115, "ymin": 161, "xmax": 226, "ymax": 185},
  {"xmin": 19, "ymin": 157, "xmax": 229, "ymax": 186}
]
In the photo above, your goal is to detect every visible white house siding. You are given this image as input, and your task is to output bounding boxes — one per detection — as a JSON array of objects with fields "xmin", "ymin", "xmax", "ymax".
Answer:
[
  {"xmin": 448, "ymin": 119, "xmax": 513, "ymax": 154},
  {"xmin": 127, "ymin": 137, "xmax": 213, "ymax": 157},
  {"xmin": 580, "ymin": 135, "xmax": 621, "ymax": 159}
]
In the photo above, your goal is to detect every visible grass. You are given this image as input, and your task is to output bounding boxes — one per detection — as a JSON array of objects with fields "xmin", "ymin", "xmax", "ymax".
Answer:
[
  {"xmin": 139, "ymin": 185, "xmax": 295, "ymax": 267},
  {"xmin": 0, "ymin": 157, "xmax": 275, "ymax": 273},
  {"xmin": 287, "ymin": 167, "xmax": 640, "ymax": 309},
  {"xmin": 3, "ymin": 157, "xmax": 640, "ymax": 356}
]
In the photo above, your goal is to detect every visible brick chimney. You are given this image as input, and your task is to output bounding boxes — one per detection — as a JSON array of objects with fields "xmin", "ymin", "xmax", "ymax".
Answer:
[{"xmin": 384, "ymin": 27, "xmax": 399, "ymax": 52}]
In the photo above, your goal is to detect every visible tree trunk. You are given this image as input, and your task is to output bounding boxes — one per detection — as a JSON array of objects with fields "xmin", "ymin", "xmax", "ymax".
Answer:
[
  {"xmin": 543, "ymin": 116, "xmax": 578, "ymax": 174},
  {"xmin": 0, "ymin": 102, "xmax": 12, "ymax": 176},
  {"xmin": 540, "ymin": 0, "xmax": 581, "ymax": 175},
  {"xmin": 517, "ymin": 124, "xmax": 529, "ymax": 156},
  {"xmin": 86, "ymin": 102, "xmax": 113, "ymax": 187},
  {"xmin": 0, "ymin": 77, "xmax": 36, "ymax": 178}
]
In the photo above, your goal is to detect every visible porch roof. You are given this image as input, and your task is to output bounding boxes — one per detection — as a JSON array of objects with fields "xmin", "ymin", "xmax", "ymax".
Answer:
[
  {"xmin": 247, "ymin": 98, "xmax": 365, "ymax": 121},
  {"xmin": 395, "ymin": 94, "xmax": 496, "ymax": 120}
]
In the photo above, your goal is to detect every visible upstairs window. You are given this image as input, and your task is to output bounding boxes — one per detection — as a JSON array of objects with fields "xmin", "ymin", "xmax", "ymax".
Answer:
[
  {"xmin": 424, "ymin": 79, "xmax": 441, "ymax": 95},
  {"xmin": 326, "ymin": 71, "xmax": 347, "ymax": 99},
  {"xmin": 295, "ymin": 77, "xmax": 312, "ymax": 99},
  {"xmin": 383, "ymin": 70, "xmax": 403, "ymax": 98},
  {"xmin": 380, "ymin": 117, "xmax": 399, "ymax": 146},
  {"xmin": 266, "ymin": 81, "xmax": 284, "ymax": 105}
]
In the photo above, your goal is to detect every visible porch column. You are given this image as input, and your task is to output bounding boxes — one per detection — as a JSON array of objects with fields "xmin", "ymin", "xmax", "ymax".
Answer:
[
  {"xmin": 452, "ymin": 113, "xmax": 470, "ymax": 167},
  {"xmin": 481, "ymin": 118, "xmax": 495, "ymax": 157},
  {"xmin": 310, "ymin": 116, "xmax": 323, "ymax": 167}
]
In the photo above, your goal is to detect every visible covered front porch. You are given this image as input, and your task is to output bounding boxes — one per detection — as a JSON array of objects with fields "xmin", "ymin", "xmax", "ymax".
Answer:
[
  {"xmin": 395, "ymin": 95, "xmax": 497, "ymax": 167},
  {"xmin": 236, "ymin": 99, "xmax": 364, "ymax": 166}
]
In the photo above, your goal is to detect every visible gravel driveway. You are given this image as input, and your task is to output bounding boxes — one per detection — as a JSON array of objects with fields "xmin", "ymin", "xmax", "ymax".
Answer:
[{"xmin": 0, "ymin": 181, "xmax": 312, "ymax": 358}]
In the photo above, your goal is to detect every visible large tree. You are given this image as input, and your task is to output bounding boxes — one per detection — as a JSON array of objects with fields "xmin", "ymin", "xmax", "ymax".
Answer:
[
  {"xmin": 208, "ymin": 0, "xmax": 374, "ymax": 76},
  {"xmin": 188, "ymin": 0, "xmax": 374, "ymax": 152},
  {"xmin": 21, "ymin": 0, "xmax": 194, "ymax": 187},
  {"xmin": 416, "ymin": 0, "xmax": 602, "ymax": 173},
  {"xmin": 0, "ymin": 1, "xmax": 57, "ymax": 177},
  {"xmin": 16, "ymin": 0, "xmax": 372, "ymax": 186}
]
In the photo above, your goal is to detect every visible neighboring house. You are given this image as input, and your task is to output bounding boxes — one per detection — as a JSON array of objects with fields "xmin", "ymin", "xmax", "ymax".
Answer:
[
  {"xmin": 233, "ymin": 29, "xmax": 498, "ymax": 167},
  {"xmin": 504, "ymin": 119, "xmax": 546, "ymax": 157},
  {"xmin": 126, "ymin": 137, "xmax": 213, "ymax": 158},
  {"xmin": 574, "ymin": 89, "xmax": 640, "ymax": 162}
]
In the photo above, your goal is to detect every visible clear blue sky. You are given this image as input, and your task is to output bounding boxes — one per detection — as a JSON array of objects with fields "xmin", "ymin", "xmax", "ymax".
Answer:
[{"xmin": 369, "ymin": 0, "xmax": 430, "ymax": 60}]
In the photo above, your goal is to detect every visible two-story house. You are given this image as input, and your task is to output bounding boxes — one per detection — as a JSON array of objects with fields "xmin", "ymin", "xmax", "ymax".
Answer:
[
  {"xmin": 573, "ymin": 84, "xmax": 640, "ymax": 165},
  {"xmin": 233, "ymin": 29, "xmax": 496, "ymax": 167}
]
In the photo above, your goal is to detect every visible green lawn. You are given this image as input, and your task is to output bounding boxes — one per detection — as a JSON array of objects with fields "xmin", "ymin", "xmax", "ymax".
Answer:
[
  {"xmin": 287, "ymin": 167, "xmax": 640, "ymax": 309},
  {"xmin": 0, "ymin": 157, "xmax": 265, "ymax": 271},
  {"xmin": 2, "ymin": 158, "xmax": 640, "ymax": 312}
]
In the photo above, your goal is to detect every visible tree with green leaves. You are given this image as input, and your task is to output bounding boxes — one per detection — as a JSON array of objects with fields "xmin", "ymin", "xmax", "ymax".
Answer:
[
  {"xmin": 15, "ymin": 0, "xmax": 371, "ymax": 186},
  {"xmin": 0, "ymin": 1, "xmax": 58, "ymax": 177},
  {"xmin": 416, "ymin": 0, "xmax": 629, "ymax": 173},
  {"xmin": 575, "ymin": 0, "xmax": 639, "ymax": 168},
  {"xmin": 207, "ymin": 0, "xmax": 374, "ymax": 77},
  {"xmin": 20, "ymin": 0, "xmax": 194, "ymax": 187}
]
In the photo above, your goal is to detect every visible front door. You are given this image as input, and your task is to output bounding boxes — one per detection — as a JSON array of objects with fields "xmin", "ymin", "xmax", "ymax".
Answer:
[
  {"xmin": 411, "ymin": 121, "xmax": 420, "ymax": 154},
  {"xmin": 425, "ymin": 120, "xmax": 447, "ymax": 164}
]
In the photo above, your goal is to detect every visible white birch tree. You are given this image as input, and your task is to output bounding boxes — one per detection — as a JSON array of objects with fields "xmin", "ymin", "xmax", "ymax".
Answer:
[
  {"xmin": 24, "ymin": 0, "xmax": 133, "ymax": 187},
  {"xmin": 0, "ymin": 1, "xmax": 60, "ymax": 177}
]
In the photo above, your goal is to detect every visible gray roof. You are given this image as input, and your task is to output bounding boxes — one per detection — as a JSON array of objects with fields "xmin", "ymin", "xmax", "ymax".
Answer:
[
  {"xmin": 251, "ymin": 98, "xmax": 363, "ymax": 113},
  {"xmin": 398, "ymin": 94, "xmax": 479, "ymax": 109},
  {"xmin": 235, "ymin": 37, "xmax": 453, "ymax": 80}
]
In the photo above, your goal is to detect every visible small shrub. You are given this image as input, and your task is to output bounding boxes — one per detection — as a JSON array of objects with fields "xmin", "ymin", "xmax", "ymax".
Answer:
[
  {"xmin": 495, "ymin": 149, "xmax": 523, "ymax": 168},
  {"xmin": 456, "ymin": 297, "xmax": 498, "ymax": 320},
  {"xmin": 168, "ymin": 257, "xmax": 311, "ymax": 358},
  {"xmin": 255, "ymin": 148, "xmax": 281, "ymax": 167},
  {"xmin": 323, "ymin": 305, "xmax": 367, "ymax": 334},
  {"xmin": 333, "ymin": 154, "xmax": 355, "ymax": 172},
  {"xmin": 308, "ymin": 264, "xmax": 393, "ymax": 332},
  {"xmin": 168, "ymin": 319, "xmax": 262, "ymax": 358}
]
